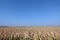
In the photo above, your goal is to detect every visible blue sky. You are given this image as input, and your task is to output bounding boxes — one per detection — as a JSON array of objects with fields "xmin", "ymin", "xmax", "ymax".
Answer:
[{"xmin": 0, "ymin": 0, "xmax": 60, "ymax": 26}]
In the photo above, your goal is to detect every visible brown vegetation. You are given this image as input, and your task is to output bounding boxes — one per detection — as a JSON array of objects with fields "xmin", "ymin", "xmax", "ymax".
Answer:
[{"xmin": 0, "ymin": 27, "xmax": 60, "ymax": 40}]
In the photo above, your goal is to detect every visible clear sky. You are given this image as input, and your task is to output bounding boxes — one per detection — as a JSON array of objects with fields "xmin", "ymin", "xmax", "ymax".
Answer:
[{"xmin": 0, "ymin": 0, "xmax": 60, "ymax": 26}]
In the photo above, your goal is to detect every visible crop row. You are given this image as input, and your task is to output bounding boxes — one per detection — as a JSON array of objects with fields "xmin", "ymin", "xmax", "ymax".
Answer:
[{"xmin": 0, "ymin": 31, "xmax": 60, "ymax": 40}]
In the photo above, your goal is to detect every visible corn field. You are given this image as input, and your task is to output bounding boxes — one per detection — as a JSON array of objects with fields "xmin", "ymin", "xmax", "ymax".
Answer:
[{"xmin": 0, "ymin": 27, "xmax": 60, "ymax": 40}]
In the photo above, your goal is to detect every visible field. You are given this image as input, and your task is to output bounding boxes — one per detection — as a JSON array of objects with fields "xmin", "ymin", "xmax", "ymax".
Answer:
[{"xmin": 0, "ymin": 27, "xmax": 60, "ymax": 40}]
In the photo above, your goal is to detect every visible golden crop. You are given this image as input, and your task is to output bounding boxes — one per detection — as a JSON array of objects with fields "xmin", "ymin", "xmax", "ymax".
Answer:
[{"xmin": 0, "ymin": 27, "xmax": 60, "ymax": 40}]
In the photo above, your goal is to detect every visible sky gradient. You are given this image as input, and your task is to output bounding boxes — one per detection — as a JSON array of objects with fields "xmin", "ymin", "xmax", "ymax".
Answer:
[{"xmin": 0, "ymin": 0, "xmax": 60, "ymax": 26}]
